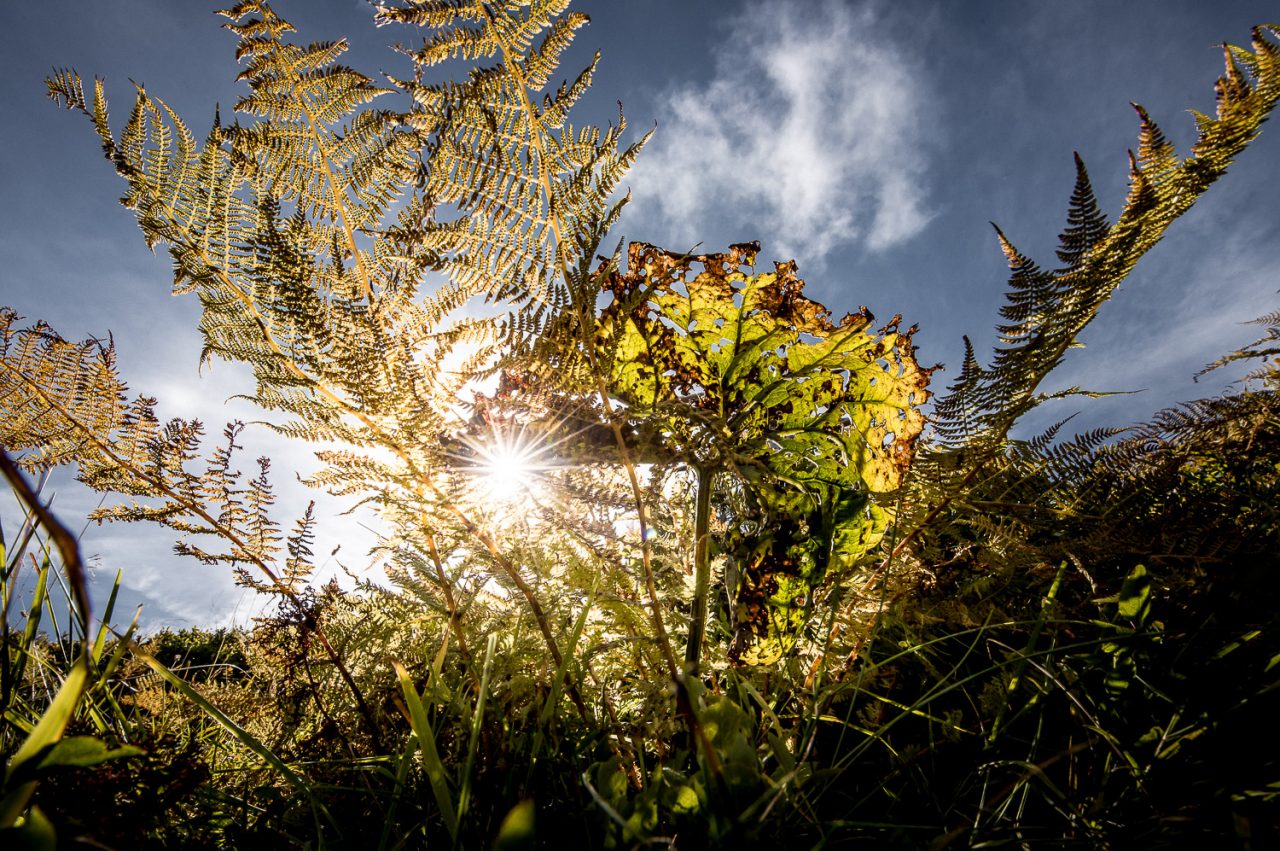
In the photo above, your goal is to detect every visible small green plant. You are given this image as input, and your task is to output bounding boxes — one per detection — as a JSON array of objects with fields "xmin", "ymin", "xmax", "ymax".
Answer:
[{"xmin": 1, "ymin": 452, "xmax": 142, "ymax": 847}]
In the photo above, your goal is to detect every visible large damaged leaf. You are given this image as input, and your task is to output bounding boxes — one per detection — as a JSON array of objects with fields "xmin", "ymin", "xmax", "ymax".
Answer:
[{"xmin": 600, "ymin": 242, "xmax": 931, "ymax": 664}]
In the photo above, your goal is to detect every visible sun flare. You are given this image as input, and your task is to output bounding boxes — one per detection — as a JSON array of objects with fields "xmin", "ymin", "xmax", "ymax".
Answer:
[
  {"xmin": 476, "ymin": 443, "xmax": 539, "ymax": 502},
  {"xmin": 464, "ymin": 423, "xmax": 554, "ymax": 508}
]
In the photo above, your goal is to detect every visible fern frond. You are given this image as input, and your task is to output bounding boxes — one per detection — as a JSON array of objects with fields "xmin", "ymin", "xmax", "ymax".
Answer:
[
  {"xmin": 901, "ymin": 25, "xmax": 1280, "ymax": 583},
  {"xmin": 1197, "ymin": 302, "xmax": 1280, "ymax": 383},
  {"xmin": 935, "ymin": 27, "xmax": 1280, "ymax": 448},
  {"xmin": 0, "ymin": 308, "xmax": 127, "ymax": 473}
]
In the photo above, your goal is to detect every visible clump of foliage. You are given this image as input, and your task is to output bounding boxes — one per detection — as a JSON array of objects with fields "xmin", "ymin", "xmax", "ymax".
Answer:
[
  {"xmin": 3, "ymin": 2, "xmax": 1279, "ymax": 847},
  {"xmin": 599, "ymin": 241, "xmax": 929, "ymax": 667}
]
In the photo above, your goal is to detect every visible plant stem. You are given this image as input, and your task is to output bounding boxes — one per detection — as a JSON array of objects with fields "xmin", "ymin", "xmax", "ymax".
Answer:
[
  {"xmin": 425, "ymin": 531, "xmax": 479, "ymax": 689},
  {"xmin": 684, "ymin": 466, "xmax": 714, "ymax": 675}
]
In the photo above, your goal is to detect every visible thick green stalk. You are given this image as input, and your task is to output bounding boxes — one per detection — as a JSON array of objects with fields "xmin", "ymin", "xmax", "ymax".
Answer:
[{"xmin": 684, "ymin": 466, "xmax": 714, "ymax": 674}]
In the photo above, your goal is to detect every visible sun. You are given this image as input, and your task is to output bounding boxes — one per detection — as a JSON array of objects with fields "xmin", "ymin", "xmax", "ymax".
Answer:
[
  {"xmin": 464, "ymin": 421, "xmax": 553, "ymax": 508},
  {"xmin": 476, "ymin": 442, "xmax": 539, "ymax": 502}
]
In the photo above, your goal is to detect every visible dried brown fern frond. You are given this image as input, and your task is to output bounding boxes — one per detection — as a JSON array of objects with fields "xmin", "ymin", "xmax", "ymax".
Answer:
[
  {"xmin": 1197, "ymin": 305, "xmax": 1280, "ymax": 384},
  {"xmin": 0, "ymin": 308, "xmax": 126, "ymax": 474},
  {"xmin": 904, "ymin": 26, "xmax": 1280, "ymax": 577},
  {"xmin": 45, "ymin": 0, "xmax": 643, "ymax": 713}
]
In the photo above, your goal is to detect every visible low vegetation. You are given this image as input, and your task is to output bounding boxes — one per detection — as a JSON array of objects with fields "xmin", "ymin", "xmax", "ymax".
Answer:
[{"xmin": 3, "ymin": 2, "xmax": 1278, "ymax": 847}]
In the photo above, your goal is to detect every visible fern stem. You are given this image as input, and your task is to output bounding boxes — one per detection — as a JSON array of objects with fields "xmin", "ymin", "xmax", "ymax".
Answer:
[{"xmin": 425, "ymin": 530, "xmax": 478, "ymax": 687}]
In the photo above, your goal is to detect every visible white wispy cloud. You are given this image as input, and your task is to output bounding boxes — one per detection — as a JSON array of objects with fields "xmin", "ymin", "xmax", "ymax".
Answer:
[{"xmin": 626, "ymin": 0, "xmax": 935, "ymax": 264}]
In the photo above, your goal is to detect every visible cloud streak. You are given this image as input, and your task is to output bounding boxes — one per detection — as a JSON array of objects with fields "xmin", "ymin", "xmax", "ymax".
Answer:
[{"xmin": 627, "ymin": 0, "xmax": 935, "ymax": 264}]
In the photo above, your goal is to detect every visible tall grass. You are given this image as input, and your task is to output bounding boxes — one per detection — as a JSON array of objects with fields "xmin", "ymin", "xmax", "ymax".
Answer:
[{"xmin": 1, "ymin": 451, "xmax": 140, "ymax": 845}]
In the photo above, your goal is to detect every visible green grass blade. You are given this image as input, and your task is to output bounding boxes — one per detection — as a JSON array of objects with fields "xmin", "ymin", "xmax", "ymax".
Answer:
[
  {"xmin": 7, "ymin": 560, "xmax": 49, "ymax": 711},
  {"xmin": 6, "ymin": 654, "xmax": 88, "ymax": 770},
  {"xmin": 90, "ymin": 570, "xmax": 123, "ymax": 665},
  {"xmin": 127, "ymin": 639, "xmax": 336, "ymax": 832},
  {"xmin": 96, "ymin": 608, "xmax": 140, "ymax": 691},
  {"xmin": 1, "ymin": 654, "xmax": 89, "ymax": 828},
  {"xmin": 456, "ymin": 633, "xmax": 497, "ymax": 844},
  {"xmin": 393, "ymin": 657, "xmax": 458, "ymax": 841}
]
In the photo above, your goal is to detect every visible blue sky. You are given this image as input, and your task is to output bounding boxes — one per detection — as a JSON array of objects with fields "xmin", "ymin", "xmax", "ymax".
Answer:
[{"xmin": 2, "ymin": 1, "xmax": 1278, "ymax": 628}]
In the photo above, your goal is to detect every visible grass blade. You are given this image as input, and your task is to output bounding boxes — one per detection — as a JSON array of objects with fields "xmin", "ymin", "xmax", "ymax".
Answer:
[
  {"xmin": 0, "ymin": 654, "xmax": 88, "ymax": 828},
  {"xmin": 456, "ymin": 633, "xmax": 497, "ymax": 844},
  {"xmin": 90, "ymin": 570, "xmax": 123, "ymax": 666},
  {"xmin": 127, "ymin": 638, "xmax": 336, "ymax": 833},
  {"xmin": 393, "ymin": 653, "xmax": 458, "ymax": 842}
]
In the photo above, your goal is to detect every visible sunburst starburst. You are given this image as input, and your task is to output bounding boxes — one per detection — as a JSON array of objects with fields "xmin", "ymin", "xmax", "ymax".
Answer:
[{"xmin": 460, "ymin": 421, "xmax": 558, "ymax": 512}]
